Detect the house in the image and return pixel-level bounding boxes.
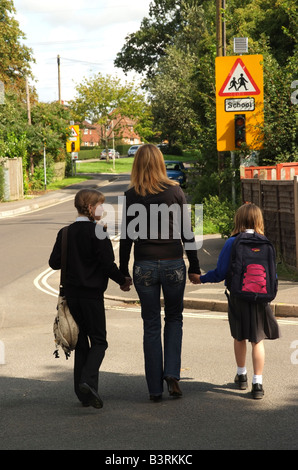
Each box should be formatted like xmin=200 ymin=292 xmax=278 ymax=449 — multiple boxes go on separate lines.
xmin=107 ymin=115 xmax=141 ymax=146
xmin=80 ymin=121 xmax=101 ymax=147
xmin=80 ymin=115 xmax=142 ymax=147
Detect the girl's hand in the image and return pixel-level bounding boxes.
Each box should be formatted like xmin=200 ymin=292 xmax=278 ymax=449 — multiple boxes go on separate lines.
xmin=188 ymin=273 xmax=201 ymax=284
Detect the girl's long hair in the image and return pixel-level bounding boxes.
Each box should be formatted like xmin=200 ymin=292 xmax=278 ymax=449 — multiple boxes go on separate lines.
xmin=74 ymin=189 xmax=105 ymax=222
xmin=129 ymin=144 xmax=178 ymax=196
xmin=231 ymin=203 xmax=264 ymax=235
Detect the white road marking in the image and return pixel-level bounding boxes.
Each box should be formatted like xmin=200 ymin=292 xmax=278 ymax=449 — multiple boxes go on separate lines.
xmin=33 ymin=245 xmax=298 ymax=326
xmin=34 ymin=234 xmax=121 ymax=297
xmin=106 ymin=306 xmax=298 ymax=325
xmin=33 ymin=267 xmax=58 ymax=297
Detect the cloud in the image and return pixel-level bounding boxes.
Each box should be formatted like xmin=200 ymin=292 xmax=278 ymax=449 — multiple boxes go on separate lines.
xmin=13 ymin=0 xmax=151 ymax=102
xmin=15 ymin=0 xmax=151 ymax=31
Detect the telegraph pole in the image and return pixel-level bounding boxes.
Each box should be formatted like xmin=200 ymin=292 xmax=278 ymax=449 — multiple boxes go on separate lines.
xmin=57 ymin=55 xmax=61 ymax=103
xmin=222 ymin=0 xmax=226 ymax=56
xmin=216 ymin=0 xmax=222 ymax=56
xmin=25 ymin=77 xmax=31 ymax=125
xmin=216 ymin=0 xmax=226 ymax=56
xmin=216 ymin=0 xmax=226 ymax=191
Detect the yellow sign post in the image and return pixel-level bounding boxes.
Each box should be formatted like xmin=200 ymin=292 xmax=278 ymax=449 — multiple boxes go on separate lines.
xmin=215 ymin=54 xmax=264 ymax=151
xmin=66 ymin=125 xmax=80 ymax=153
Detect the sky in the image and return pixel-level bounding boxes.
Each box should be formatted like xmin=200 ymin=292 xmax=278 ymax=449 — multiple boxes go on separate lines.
xmin=13 ymin=0 xmax=152 ymax=103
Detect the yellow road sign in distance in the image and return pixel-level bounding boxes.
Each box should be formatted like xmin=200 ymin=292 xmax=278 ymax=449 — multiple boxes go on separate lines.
xmin=66 ymin=125 xmax=80 ymax=153
xmin=215 ymin=54 xmax=264 ymax=151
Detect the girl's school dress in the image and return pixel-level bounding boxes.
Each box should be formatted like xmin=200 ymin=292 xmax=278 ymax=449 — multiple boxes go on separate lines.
xmin=200 ymin=230 xmax=280 ymax=343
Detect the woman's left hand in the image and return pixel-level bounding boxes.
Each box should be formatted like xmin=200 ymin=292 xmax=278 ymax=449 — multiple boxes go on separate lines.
xmin=120 ymin=277 xmax=133 ymax=291
xmin=188 ymin=273 xmax=201 ymax=284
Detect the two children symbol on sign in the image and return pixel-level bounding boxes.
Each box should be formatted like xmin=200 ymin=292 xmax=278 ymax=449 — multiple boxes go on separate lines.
xmin=218 ymin=58 xmax=260 ymax=97
xmin=228 ymin=73 xmax=249 ymax=92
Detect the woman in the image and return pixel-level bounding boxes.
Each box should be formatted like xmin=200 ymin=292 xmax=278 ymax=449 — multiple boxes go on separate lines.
xmin=120 ymin=144 xmax=201 ymax=401
xmin=49 ymin=189 xmax=131 ymax=408
xmin=200 ymin=203 xmax=280 ymax=399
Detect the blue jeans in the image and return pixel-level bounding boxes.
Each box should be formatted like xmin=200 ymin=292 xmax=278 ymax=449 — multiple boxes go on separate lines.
xmin=133 ymin=259 xmax=186 ymax=396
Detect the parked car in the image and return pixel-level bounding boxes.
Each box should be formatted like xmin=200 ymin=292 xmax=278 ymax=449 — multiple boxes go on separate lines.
xmin=165 ymin=161 xmax=187 ymax=187
xmin=128 ymin=145 xmax=142 ymax=156
xmin=100 ymin=149 xmax=120 ymax=159
xmin=157 ymin=143 xmax=169 ymax=153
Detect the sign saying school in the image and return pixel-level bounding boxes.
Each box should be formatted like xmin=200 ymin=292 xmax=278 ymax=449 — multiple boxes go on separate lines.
xmin=215 ymin=55 xmax=264 ymax=151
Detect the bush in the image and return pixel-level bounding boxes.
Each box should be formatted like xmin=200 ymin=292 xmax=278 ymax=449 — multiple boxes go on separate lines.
xmin=115 ymin=144 xmax=131 ymax=155
xmin=77 ymin=148 xmax=102 ymax=160
xmin=203 ymin=195 xmax=236 ymax=238
xmin=28 ymin=156 xmax=55 ymax=192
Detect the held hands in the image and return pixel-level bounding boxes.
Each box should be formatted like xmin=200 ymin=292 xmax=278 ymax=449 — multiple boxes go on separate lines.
xmin=120 ymin=277 xmax=133 ymax=291
xmin=188 ymin=273 xmax=201 ymax=285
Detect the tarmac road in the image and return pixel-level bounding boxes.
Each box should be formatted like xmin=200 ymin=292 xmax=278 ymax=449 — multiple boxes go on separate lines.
xmin=1 ymin=297 xmax=297 ymax=452
xmin=0 ymin=174 xmax=297 ymax=452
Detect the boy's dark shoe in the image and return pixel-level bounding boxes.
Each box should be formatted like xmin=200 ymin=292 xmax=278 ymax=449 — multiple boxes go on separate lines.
xmin=79 ymin=382 xmax=103 ymax=409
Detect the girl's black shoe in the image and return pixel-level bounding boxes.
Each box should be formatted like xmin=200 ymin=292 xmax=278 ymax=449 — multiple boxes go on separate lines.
xmin=251 ymin=383 xmax=264 ymax=399
xmin=234 ymin=373 xmax=248 ymax=390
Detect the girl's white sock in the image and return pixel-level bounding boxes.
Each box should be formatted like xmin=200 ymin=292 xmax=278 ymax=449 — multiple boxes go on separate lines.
xmin=237 ymin=366 xmax=247 ymax=376
xmin=253 ymin=374 xmax=262 ymax=384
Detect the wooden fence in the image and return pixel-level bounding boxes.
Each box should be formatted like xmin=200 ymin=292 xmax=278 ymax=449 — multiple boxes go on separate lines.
xmin=241 ymin=176 xmax=298 ymax=269
xmin=1 ymin=157 xmax=23 ymax=201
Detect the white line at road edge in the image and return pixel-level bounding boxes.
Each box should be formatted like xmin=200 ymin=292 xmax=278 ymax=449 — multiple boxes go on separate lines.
xmin=33 ymin=234 xmax=121 ymax=297
xmin=34 ymin=268 xmax=298 ymax=325
xmin=107 ymin=306 xmax=298 ymax=324
xmin=34 ymin=267 xmax=58 ymax=297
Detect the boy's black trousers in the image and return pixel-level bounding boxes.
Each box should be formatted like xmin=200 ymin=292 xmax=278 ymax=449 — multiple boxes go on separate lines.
xmin=66 ymin=295 xmax=108 ymax=402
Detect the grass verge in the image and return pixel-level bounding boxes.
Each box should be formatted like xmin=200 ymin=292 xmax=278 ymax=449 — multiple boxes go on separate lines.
xmin=76 ymin=158 xmax=133 ymax=174
xmin=75 ymin=154 xmax=197 ymax=175
xmin=46 ymin=176 xmax=92 ymax=191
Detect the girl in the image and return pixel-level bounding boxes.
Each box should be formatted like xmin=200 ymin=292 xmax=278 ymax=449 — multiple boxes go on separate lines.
xmin=120 ymin=144 xmax=201 ymax=401
xmin=49 ymin=188 xmax=131 ymax=408
xmin=200 ymin=203 xmax=280 ymax=399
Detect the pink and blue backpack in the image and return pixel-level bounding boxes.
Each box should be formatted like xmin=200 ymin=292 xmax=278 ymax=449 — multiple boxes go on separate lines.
xmin=226 ymin=232 xmax=278 ymax=303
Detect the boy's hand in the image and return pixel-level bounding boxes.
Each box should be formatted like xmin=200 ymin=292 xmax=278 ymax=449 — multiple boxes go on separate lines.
xmin=120 ymin=277 xmax=132 ymax=291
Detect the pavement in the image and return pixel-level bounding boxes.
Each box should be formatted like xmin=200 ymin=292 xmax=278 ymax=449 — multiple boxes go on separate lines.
xmin=1 ymin=173 xmax=298 ymax=318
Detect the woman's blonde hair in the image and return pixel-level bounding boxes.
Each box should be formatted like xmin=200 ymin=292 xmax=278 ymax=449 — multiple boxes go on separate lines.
xmin=74 ymin=189 xmax=105 ymax=222
xmin=231 ymin=203 xmax=264 ymax=235
xmin=129 ymin=144 xmax=178 ymax=196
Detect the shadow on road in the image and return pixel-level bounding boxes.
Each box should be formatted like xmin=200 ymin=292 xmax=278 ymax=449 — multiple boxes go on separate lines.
xmin=0 ymin=368 xmax=297 ymax=451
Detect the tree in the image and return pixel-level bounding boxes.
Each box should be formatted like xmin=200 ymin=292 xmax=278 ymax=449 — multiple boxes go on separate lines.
xmin=114 ymin=0 xmax=186 ymax=77
xmin=261 ymin=52 xmax=298 ymax=162
xmin=148 ymin=46 xmax=198 ymax=146
xmin=225 ymin=0 xmax=298 ymax=67
xmin=0 ymin=0 xmax=35 ymax=100
xmin=117 ymin=0 xmax=297 ymax=163
xmin=70 ymin=73 xmax=150 ymax=148
xmin=224 ymin=0 xmax=298 ymax=161
xmin=0 ymin=91 xmax=71 ymax=191
xmin=27 ymin=101 xmax=71 ymax=162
